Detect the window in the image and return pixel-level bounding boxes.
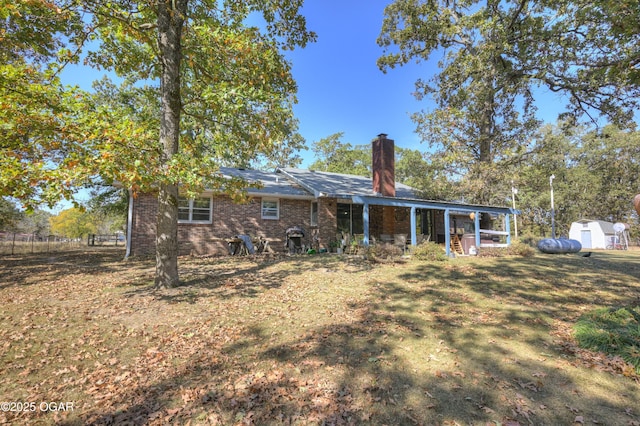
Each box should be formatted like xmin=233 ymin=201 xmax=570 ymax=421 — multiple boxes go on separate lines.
xmin=310 ymin=202 xmax=318 ymax=226
xmin=261 ymin=199 xmax=279 ymax=219
xmin=178 ymin=196 xmax=212 ymax=223
xmin=337 ymin=203 xmax=363 ymax=234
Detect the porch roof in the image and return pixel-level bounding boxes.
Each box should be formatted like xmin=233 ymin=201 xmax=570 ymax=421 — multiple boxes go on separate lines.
xmin=352 ymin=194 xmax=518 ymax=216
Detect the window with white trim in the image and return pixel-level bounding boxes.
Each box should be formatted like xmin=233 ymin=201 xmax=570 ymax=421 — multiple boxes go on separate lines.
xmin=261 ymin=198 xmax=279 ymax=220
xmin=178 ymin=196 xmax=212 ymax=223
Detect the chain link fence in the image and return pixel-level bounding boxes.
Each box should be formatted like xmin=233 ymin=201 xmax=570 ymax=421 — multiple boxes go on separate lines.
xmin=0 ymin=233 xmax=125 ymax=255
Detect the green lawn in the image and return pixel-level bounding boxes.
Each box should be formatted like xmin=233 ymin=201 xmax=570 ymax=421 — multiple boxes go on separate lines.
xmin=0 ymin=248 xmax=639 ymax=425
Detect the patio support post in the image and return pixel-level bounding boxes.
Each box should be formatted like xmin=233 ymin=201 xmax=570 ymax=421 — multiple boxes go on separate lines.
xmin=474 ymin=211 xmax=481 ymax=249
xmin=363 ymin=202 xmax=370 ymax=246
xmin=444 ymin=208 xmax=451 ymax=257
xmin=410 ymin=206 xmax=417 ymax=246
xmin=505 ymin=214 xmax=511 ymax=245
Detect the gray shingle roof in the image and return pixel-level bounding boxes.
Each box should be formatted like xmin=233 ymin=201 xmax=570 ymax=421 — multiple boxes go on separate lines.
xmin=277 ymin=168 xmax=417 ymax=199
xmin=218 ymin=167 xmax=514 ymax=214
xmin=218 ymin=167 xmax=417 ymax=200
xmin=219 ymin=167 xmax=313 ymax=199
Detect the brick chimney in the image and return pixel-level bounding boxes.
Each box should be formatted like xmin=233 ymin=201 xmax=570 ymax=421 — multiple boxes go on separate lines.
xmin=372 ymin=133 xmax=395 ymax=197
xmin=372 ymin=134 xmax=396 ymax=236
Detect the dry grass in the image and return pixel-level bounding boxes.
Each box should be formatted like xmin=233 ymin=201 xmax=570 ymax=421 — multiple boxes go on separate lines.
xmin=0 ymin=247 xmax=639 ymax=425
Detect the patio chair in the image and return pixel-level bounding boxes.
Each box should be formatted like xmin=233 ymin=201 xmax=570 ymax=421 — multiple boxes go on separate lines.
xmin=380 ymin=234 xmax=393 ymax=244
xmin=394 ymin=234 xmax=408 ymax=254
xmin=340 ymin=233 xmax=351 ymax=253
xmin=416 ymin=234 xmax=431 ymax=245
xmin=350 ymin=234 xmax=365 ymax=254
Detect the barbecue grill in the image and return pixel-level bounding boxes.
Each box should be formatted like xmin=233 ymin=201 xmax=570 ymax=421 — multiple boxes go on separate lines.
xmin=285 ymin=226 xmax=305 ymax=254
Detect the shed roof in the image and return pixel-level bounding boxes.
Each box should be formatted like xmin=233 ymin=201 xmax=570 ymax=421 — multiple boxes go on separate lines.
xmin=573 ymin=219 xmax=616 ymax=234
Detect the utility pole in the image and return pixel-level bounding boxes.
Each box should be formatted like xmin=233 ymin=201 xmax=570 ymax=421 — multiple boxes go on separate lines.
xmin=550 ymin=174 xmax=556 ymax=239
xmin=511 ymin=181 xmax=518 ymax=240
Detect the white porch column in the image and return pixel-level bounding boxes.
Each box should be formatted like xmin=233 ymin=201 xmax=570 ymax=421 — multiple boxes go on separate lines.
xmin=363 ymin=202 xmax=370 ymax=246
xmin=474 ymin=211 xmax=481 ymax=249
xmin=444 ymin=208 xmax=451 ymax=256
xmin=410 ymin=206 xmax=417 ymax=246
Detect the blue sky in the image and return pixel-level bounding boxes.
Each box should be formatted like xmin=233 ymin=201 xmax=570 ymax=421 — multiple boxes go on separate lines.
xmin=284 ymin=0 xmax=430 ymax=166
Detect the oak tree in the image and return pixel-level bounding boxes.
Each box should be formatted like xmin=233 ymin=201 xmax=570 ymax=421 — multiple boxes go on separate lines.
xmin=2 ymin=1 xmax=314 ymax=288
xmin=378 ymin=0 xmax=640 ymax=204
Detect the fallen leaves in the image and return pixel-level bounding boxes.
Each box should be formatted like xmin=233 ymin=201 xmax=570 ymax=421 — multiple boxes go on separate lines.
xmin=1 ymin=250 xmax=640 ymax=425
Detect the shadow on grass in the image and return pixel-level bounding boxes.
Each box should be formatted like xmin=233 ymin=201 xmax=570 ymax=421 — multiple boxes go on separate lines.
xmin=123 ymin=254 xmax=373 ymax=304
xmin=0 ymin=248 xmax=134 ymax=289
xmin=35 ymin=251 xmax=639 ymax=425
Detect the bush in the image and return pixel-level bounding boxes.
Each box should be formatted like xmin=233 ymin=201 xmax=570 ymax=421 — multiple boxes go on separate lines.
xmin=518 ymin=231 xmax=542 ymax=249
xmin=477 ymin=241 xmax=535 ymax=258
xmin=411 ymin=241 xmax=448 ymax=262
xmin=506 ymin=240 xmax=535 ymax=257
xmin=477 ymin=247 xmax=506 ymax=258
xmin=574 ymin=306 xmax=640 ymax=373
xmin=367 ymin=243 xmax=402 ymax=260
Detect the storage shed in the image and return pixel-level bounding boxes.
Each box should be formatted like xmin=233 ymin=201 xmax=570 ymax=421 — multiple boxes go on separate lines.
xmin=569 ymin=220 xmax=616 ymax=249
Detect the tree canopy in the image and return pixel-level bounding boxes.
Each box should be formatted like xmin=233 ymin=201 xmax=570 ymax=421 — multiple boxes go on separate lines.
xmin=309 ymin=133 xmax=371 ymax=177
xmin=516 ymin=124 xmax=640 ymax=237
xmin=378 ymin=0 xmax=640 ymax=204
xmin=1 ymin=1 xmax=314 ymax=287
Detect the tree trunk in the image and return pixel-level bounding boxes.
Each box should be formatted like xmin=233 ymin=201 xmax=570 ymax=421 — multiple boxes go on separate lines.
xmin=155 ymin=183 xmax=179 ymax=288
xmin=155 ymin=0 xmax=187 ymax=289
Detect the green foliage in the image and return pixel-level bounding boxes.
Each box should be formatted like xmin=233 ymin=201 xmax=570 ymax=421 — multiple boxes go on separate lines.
xmin=515 ymin=124 xmax=640 ymax=237
xmin=49 ymin=208 xmax=96 ymax=238
xmin=308 ymin=137 xmax=450 ymax=201
xmin=574 ymin=306 xmax=640 ymax=373
xmin=87 ymin=187 xmax=129 ymax=219
xmin=395 ymin=147 xmax=451 ymax=200
xmin=0 ymin=2 xmax=90 ymax=208
xmin=1 ymin=1 xmax=315 ymax=287
xmin=378 ymin=0 xmax=640 ymax=205
xmin=411 ymin=241 xmax=447 ymax=262
xmin=0 ymin=198 xmax=23 ymax=231
xmin=309 ymin=133 xmax=371 ymax=176
xmin=1 ymin=2 xmax=314 ymax=206
xmin=16 ymin=209 xmax=52 ymax=236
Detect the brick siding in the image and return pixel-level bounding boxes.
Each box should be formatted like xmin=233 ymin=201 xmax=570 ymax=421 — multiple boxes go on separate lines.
xmin=131 ymin=194 xmax=317 ymax=256
xmin=130 ymin=194 xmax=413 ymax=257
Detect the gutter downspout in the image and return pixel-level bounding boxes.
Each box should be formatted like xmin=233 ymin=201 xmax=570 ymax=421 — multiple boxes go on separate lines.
xmin=124 ymin=189 xmax=133 ymax=259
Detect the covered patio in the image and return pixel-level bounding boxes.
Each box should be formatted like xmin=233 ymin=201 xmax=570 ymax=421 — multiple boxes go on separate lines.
xmin=352 ymin=195 xmax=518 ymax=256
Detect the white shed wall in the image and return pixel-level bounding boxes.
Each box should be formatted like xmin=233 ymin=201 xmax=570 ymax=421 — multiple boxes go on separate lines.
xmin=569 ymin=221 xmax=613 ymax=249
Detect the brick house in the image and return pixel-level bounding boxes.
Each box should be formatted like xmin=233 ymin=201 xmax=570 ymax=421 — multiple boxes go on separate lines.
xmin=125 ymin=134 xmax=517 ymax=256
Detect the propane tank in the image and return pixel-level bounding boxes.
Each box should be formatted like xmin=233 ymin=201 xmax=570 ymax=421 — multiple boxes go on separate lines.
xmin=537 ymin=238 xmax=582 ymax=254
